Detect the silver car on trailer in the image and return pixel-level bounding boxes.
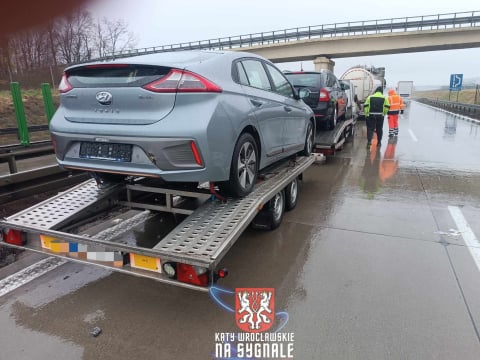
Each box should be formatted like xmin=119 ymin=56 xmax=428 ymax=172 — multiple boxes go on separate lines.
xmin=50 ymin=50 xmax=314 ymax=197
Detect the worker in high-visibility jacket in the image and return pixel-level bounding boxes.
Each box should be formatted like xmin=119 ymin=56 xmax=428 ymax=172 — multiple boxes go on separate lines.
xmin=364 ymin=87 xmax=390 ymax=149
xmin=387 ymin=89 xmax=404 ymax=138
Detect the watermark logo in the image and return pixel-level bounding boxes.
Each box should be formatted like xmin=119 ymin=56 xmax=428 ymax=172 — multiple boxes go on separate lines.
xmin=211 ymin=286 xmax=294 ymax=359
xmin=235 ymin=288 xmax=274 ymax=333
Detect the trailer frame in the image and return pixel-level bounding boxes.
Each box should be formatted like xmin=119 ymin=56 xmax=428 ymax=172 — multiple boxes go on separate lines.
xmin=1 ymin=155 xmax=316 ymax=291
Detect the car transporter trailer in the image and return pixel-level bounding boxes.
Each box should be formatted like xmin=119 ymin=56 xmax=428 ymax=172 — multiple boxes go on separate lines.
xmin=313 ymin=116 xmax=357 ymax=156
xmin=0 ymin=155 xmax=316 ymax=292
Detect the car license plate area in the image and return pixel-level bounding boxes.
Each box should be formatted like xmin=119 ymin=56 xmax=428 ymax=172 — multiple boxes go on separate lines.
xmin=80 ymin=142 xmax=132 ymax=162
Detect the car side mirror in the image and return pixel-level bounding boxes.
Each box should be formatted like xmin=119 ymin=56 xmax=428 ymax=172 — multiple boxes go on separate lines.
xmin=298 ymin=88 xmax=311 ymax=99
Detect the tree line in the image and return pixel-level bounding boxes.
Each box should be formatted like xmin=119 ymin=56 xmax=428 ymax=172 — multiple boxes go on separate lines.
xmin=0 ymin=9 xmax=137 ymax=85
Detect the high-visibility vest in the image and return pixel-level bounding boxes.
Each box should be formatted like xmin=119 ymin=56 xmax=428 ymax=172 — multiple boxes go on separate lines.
xmin=388 ymin=94 xmax=404 ymax=113
xmin=364 ymin=92 xmax=390 ymax=116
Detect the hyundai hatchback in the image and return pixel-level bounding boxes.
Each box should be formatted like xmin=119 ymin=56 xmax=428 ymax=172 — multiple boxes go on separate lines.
xmin=50 ymin=50 xmax=315 ymax=197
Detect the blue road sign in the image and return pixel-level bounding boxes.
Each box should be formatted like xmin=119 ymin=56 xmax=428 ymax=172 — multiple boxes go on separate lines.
xmin=449 ymin=74 xmax=463 ymax=91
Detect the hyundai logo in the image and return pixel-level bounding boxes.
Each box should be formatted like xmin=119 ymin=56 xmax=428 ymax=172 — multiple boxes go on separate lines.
xmin=96 ymin=91 xmax=113 ymax=105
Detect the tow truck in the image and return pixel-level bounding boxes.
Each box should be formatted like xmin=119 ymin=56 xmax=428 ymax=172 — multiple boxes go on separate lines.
xmin=314 ymin=115 xmax=357 ymax=156
xmin=0 ymin=155 xmax=316 ymax=292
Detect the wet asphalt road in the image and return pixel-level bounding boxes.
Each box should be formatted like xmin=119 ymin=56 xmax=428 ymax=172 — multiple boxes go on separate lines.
xmin=1 ymin=101 xmax=480 ymax=359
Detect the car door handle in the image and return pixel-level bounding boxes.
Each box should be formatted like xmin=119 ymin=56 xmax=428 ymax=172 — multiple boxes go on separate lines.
xmin=250 ymin=99 xmax=263 ymax=107
xmin=284 ymin=106 xmax=293 ymax=113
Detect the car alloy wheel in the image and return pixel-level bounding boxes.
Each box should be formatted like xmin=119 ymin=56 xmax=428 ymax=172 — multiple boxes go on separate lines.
xmin=302 ymin=122 xmax=314 ymax=156
xmin=228 ymin=133 xmax=259 ymax=197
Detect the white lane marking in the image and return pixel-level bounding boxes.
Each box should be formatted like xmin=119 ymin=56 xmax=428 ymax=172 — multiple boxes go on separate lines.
xmin=448 ymin=206 xmax=480 ymax=273
xmin=0 ymin=257 xmax=67 ymax=297
xmin=408 ymin=128 xmax=418 ymax=142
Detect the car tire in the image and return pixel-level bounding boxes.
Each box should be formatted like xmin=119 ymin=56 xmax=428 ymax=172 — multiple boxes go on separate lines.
xmin=329 ymin=106 xmax=337 ymax=130
xmin=284 ymin=178 xmax=299 ymax=211
xmin=265 ymin=190 xmax=285 ymax=230
xmin=224 ymin=133 xmax=259 ymax=197
xmin=301 ymin=121 xmax=314 ymax=156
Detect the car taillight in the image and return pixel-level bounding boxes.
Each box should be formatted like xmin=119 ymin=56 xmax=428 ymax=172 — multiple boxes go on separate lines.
xmin=319 ymin=89 xmax=330 ymax=102
xmin=58 ymin=73 xmax=73 ymax=93
xmin=143 ymin=69 xmax=222 ymax=93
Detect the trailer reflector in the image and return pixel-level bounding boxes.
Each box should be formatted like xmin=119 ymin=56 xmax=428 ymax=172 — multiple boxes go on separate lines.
xmin=41 ymin=235 xmax=70 ymax=253
xmin=130 ymin=253 xmax=161 ymax=272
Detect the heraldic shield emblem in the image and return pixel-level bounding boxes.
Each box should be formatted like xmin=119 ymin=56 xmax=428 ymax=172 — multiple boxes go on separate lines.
xmin=235 ymin=288 xmax=275 ymax=332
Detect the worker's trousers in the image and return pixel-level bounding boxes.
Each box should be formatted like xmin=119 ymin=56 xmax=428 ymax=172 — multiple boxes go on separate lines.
xmin=388 ymin=113 xmax=399 ymax=137
xmin=366 ymin=114 xmax=384 ymax=144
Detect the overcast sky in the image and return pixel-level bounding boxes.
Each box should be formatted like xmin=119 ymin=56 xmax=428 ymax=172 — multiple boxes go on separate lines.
xmin=87 ymin=0 xmax=479 ymax=88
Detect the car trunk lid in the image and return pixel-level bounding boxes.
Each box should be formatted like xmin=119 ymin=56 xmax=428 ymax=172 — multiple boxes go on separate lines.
xmin=61 ymin=64 xmax=176 ymax=125
xmin=285 ymin=73 xmax=323 ymax=107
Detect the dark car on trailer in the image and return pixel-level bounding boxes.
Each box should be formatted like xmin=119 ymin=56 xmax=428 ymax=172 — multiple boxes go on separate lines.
xmin=284 ymin=70 xmax=348 ymax=130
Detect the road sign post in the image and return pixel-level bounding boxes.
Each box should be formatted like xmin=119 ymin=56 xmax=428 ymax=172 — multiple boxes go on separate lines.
xmin=449 ymin=74 xmax=463 ymax=102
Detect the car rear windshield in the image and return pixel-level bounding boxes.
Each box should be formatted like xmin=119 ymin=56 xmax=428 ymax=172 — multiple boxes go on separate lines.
xmin=66 ymin=65 xmax=170 ymax=88
xmin=285 ymin=73 xmax=323 ymax=88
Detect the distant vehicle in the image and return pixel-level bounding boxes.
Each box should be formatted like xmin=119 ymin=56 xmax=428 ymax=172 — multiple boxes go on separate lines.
xmin=284 ymin=70 xmax=348 ymax=130
xmin=397 ymin=81 xmax=414 ymax=104
xmin=340 ymin=65 xmax=386 ymax=117
xmin=339 ymin=79 xmax=359 ymax=120
xmin=50 ymin=50 xmax=315 ymax=198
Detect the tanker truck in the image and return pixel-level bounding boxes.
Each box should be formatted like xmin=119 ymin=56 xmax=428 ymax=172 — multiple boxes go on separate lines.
xmin=340 ymin=65 xmax=386 ymax=119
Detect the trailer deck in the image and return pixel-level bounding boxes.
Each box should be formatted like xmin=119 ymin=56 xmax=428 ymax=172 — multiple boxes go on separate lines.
xmin=314 ymin=117 xmax=356 ymax=154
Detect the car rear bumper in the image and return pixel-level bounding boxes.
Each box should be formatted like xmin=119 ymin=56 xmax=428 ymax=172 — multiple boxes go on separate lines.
xmin=51 ymin=131 xmax=230 ymax=183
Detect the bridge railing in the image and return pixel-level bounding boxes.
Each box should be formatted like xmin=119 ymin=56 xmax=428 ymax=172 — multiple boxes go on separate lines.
xmin=98 ymin=10 xmax=480 ymax=61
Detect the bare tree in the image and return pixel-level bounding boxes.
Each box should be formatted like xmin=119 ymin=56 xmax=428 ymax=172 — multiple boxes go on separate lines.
xmin=0 ymin=35 xmax=13 ymax=81
xmin=93 ymin=17 xmax=137 ymax=58
xmin=55 ymin=9 xmax=93 ymax=63
xmin=0 ymin=8 xmax=140 ymax=88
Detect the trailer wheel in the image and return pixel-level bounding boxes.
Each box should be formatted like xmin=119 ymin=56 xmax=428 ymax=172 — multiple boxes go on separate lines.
xmin=284 ymin=178 xmax=299 ymax=211
xmin=349 ymin=123 xmax=356 ymax=140
xmin=265 ymin=190 xmax=285 ymax=230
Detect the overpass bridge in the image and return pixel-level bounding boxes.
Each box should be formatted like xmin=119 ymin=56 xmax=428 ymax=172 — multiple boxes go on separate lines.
xmin=101 ymin=10 xmax=480 ymax=71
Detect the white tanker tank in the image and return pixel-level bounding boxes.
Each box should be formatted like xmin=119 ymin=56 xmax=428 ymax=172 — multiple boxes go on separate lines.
xmin=340 ymin=65 xmax=386 ymax=118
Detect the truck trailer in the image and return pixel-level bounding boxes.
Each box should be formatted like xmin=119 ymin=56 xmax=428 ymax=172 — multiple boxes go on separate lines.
xmin=340 ymin=65 xmax=386 ymax=118
xmin=397 ymin=81 xmax=414 ymax=104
